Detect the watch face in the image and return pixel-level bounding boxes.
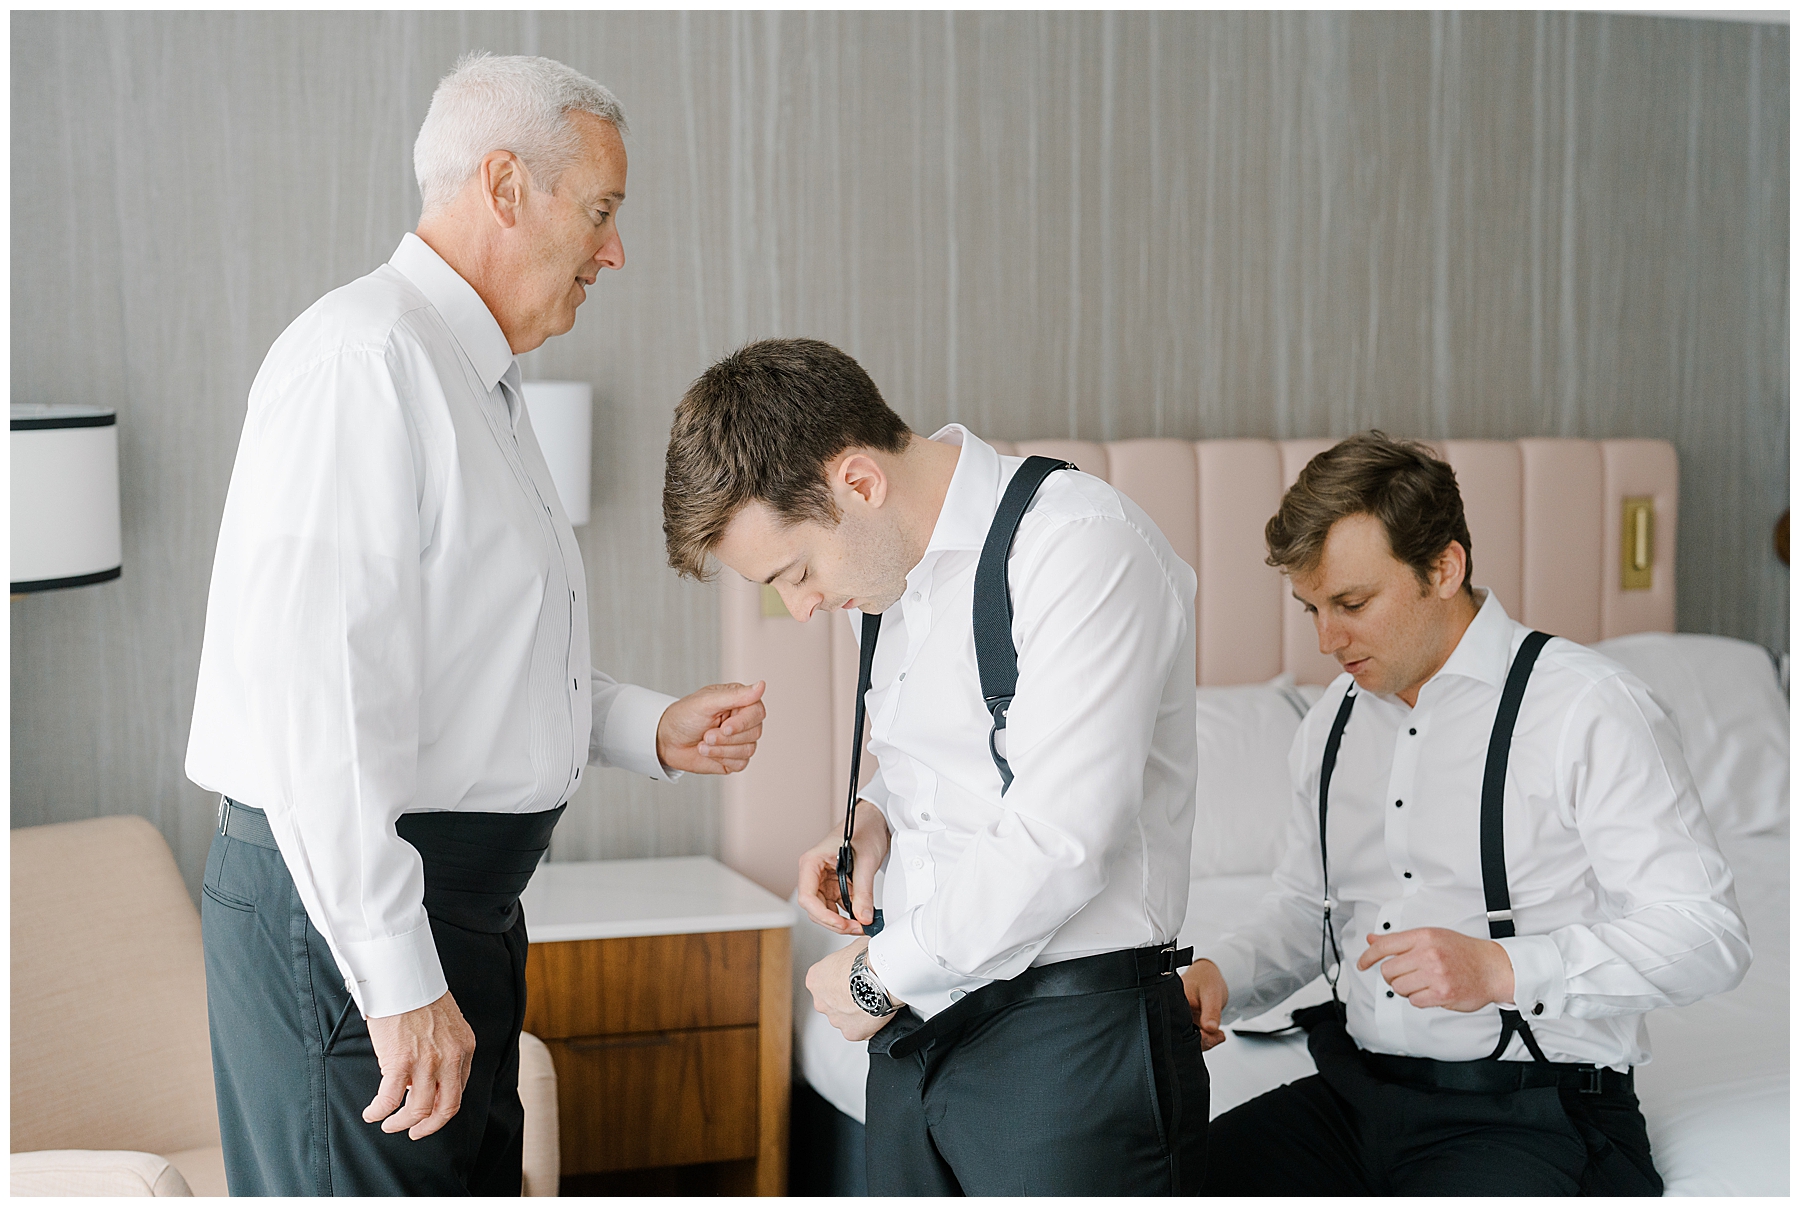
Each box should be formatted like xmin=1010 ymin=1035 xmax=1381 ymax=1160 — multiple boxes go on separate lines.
xmin=850 ymin=977 xmax=888 ymax=1015
xmin=850 ymin=956 xmax=892 ymax=1016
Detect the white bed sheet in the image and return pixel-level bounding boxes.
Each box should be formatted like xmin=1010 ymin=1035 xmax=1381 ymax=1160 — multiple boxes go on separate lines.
xmin=794 ymin=831 xmax=1788 ymax=1194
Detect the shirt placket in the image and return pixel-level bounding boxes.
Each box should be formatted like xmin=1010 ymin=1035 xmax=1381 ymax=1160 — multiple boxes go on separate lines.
xmin=492 ymin=372 xmax=580 ymax=804
xmin=1376 ymin=701 xmax=1427 ymax=1051
xmin=892 ymin=560 xmax=939 ymax=894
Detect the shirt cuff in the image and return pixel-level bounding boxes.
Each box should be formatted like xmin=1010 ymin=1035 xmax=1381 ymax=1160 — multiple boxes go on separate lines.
xmin=342 ymin=921 xmax=449 ymax=1019
xmin=1496 ymin=934 xmax=1566 ymax=1020
xmin=1189 ymin=942 xmax=1258 ymax=1025
xmin=866 ymin=907 xmax=988 ymax=1020
xmin=595 ymin=684 xmax=683 ymax=782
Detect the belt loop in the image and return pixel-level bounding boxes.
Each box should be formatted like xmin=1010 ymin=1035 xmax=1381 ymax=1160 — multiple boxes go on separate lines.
xmin=1581 ymin=1066 xmax=1605 ymax=1095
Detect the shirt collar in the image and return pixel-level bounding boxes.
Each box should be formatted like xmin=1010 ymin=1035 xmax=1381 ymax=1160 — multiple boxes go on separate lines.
xmin=388 ymin=232 xmax=516 ymax=394
xmin=1428 ymin=586 xmax=1517 ymax=691
xmin=919 ymin=424 xmax=1005 ymax=557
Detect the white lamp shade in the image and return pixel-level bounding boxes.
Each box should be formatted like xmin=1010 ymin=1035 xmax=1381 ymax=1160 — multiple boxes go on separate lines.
xmin=521 ymin=380 xmax=593 ymax=527
xmin=11 ymin=405 xmax=122 ymax=592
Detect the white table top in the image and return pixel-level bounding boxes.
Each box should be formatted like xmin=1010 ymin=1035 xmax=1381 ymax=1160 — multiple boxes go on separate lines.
xmin=520 ymin=855 xmax=796 ymax=943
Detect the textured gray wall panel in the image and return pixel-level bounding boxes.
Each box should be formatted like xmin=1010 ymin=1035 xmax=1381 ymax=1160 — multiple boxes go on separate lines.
xmin=11 ymin=12 xmax=1787 ymax=899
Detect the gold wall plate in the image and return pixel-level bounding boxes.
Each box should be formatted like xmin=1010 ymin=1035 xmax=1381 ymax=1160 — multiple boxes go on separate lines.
xmin=1621 ymin=497 xmax=1654 ymax=591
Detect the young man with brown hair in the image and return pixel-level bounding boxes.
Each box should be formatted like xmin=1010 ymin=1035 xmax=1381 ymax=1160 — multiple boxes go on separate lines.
xmin=1185 ymin=431 xmax=1750 ymax=1195
xmin=664 ymin=337 xmax=1207 ymax=1194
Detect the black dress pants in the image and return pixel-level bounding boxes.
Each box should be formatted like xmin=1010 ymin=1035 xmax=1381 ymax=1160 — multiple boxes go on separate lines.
xmin=201 ymin=824 xmax=528 ymax=1196
xmin=864 ymin=973 xmax=1207 ymax=1195
xmin=1204 ymin=1016 xmax=1662 ymax=1196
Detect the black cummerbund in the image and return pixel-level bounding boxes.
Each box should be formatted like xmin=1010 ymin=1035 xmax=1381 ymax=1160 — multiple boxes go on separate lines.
xmin=394 ymin=804 xmax=566 ymax=934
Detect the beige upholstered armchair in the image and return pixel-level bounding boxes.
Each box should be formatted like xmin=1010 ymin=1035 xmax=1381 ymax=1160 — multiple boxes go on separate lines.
xmin=11 ymin=815 xmax=561 ymax=1196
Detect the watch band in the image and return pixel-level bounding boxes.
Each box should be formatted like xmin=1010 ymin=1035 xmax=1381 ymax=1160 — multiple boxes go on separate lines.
xmin=849 ymin=949 xmax=897 ymax=1017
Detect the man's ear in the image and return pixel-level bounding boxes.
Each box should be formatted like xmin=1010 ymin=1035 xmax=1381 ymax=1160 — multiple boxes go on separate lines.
xmin=833 ymin=451 xmax=889 ymax=511
xmin=1430 ymin=540 xmax=1468 ymax=600
xmin=479 ymin=150 xmax=528 ymax=229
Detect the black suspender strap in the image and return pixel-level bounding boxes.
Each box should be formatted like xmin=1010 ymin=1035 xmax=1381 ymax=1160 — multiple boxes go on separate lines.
xmin=1483 ymin=629 xmax=1554 ymax=1063
xmin=837 ymin=611 xmax=885 ymax=937
xmin=1311 ymin=629 xmax=1557 ymax=1062
xmin=1317 ymin=688 xmax=1359 ymax=1002
xmin=837 ymin=455 xmax=1072 ymax=927
xmin=971 ymin=456 xmax=1075 ymax=792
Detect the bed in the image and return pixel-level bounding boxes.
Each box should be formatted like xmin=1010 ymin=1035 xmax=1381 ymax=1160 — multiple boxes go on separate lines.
xmin=714 ymin=437 xmax=1789 ymax=1196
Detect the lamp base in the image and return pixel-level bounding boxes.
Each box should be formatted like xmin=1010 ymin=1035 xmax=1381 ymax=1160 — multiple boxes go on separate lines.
xmin=11 ymin=565 xmax=122 ymax=594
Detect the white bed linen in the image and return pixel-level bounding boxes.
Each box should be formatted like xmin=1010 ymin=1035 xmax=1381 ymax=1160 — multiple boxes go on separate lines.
xmin=794 ymin=831 xmax=1788 ymax=1194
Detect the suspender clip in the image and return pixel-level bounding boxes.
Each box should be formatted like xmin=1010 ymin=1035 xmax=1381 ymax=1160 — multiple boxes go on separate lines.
xmin=1485 ymin=908 xmax=1514 ymax=922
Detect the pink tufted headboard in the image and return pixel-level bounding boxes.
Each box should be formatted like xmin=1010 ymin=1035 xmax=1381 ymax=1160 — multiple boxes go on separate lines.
xmin=717 ymin=437 xmax=1678 ymax=896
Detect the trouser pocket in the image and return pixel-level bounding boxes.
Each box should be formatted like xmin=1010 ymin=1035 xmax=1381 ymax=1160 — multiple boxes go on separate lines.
xmin=202 ymin=833 xmax=258 ymax=911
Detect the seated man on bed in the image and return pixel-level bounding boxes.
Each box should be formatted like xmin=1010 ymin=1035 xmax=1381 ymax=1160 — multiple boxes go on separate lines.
xmin=1184 ymin=432 xmax=1751 ymax=1196
xmin=661 ymin=338 xmax=1205 ymax=1194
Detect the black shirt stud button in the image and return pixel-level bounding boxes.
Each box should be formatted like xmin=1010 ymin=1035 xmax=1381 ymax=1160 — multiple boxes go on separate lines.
xmin=1532 ymin=1002 xmax=1545 ymax=1016
xmin=1382 ymin=922 xmax=1391 ymax=930
xmin=1395 ymin=799 xmax=1403 ymax=808
xmin=1403 ymin=871 xmax=1413 ymax=879
xmin=1387 ymin=990 xmax=1396 ymax=998
xmin=1409 ymin=727 xmax=1418 ymax=736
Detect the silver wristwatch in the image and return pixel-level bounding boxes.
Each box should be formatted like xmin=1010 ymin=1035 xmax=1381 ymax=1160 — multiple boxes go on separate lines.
xmin=849 ymin=949 xmax=897 ymax=1017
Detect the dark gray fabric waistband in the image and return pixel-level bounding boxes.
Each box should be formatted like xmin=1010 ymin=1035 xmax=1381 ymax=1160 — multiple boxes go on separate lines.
xmin=218 ymin=797 xmax=564 ymax=934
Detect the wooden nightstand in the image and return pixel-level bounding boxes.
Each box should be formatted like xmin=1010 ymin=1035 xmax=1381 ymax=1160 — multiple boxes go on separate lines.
xmin=519 ymin=857 xmax=796 ymax=1196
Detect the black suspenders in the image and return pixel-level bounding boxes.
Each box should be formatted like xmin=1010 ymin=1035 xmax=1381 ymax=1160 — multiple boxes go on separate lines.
xmin=1482 ymin=629 xmax=1554 ymax=1061
xmin=837 ymin=609 xmax=886 ymax=937
xmin=972 ymin=456 xmax=1076 ymax=792
xmin=1317 ymin=688 xmax=1360 ymax=1002
xmin=835 ymin=455 xmax=1073 ymax=933
xmin=1316 ymin=629 xmax=1556 ymax=1063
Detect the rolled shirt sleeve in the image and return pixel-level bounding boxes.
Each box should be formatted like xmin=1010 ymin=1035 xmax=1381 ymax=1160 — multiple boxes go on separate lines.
xmin=868 ymin=515 xmax=1190 ymax=1012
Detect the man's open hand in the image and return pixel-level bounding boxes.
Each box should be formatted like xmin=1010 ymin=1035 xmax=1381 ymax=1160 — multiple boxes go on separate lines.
xmin=805 ymin=937 xmax=899 ymax=1042
xmin=1180 ymin=958 xmax=1230 ymax=1050
xmin=656 ymin=681 xmax=766 ymax=774
xmin=1357 ymin=927 xmax=1515 ymax=1012
xmin=363 ymin=990 xmax=477 ymax=1140
xmin=796 ymin=805 xmax=890 ymax=936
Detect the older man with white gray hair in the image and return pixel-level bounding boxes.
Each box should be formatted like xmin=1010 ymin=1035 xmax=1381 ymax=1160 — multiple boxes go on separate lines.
xmin=186 ymin=53 xmax=767 ymax=1195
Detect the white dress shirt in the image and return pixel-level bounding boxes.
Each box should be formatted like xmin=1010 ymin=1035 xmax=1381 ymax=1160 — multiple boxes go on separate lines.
xmin=859 ymin=427 xmax=1199 ymax=1020
xmin=186 ymin=233 xmax=676 ymax=1019
xmin=1195 ymin=589 xmax=1751 ymax=1069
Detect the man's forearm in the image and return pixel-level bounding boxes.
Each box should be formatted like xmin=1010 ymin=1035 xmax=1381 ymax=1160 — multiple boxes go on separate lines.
xmin=1192 ymin=894 xmax=1334 ymax=1024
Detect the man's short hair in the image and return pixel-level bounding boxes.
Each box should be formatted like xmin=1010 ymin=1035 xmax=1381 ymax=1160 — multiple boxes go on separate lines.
xmin=663 ymin=338 xmax=913 ymax=580
xmin=1265 ymin=431 xmax=1475 ymax=596
xmin=413 ymin=52 xmax=628 ymax=218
